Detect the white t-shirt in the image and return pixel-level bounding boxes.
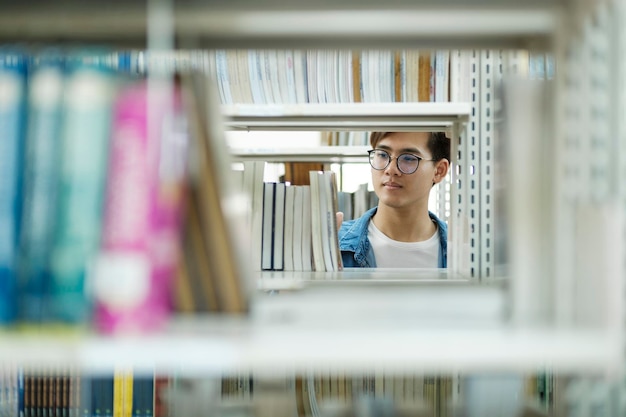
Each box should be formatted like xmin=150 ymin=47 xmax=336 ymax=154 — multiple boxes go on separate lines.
xmin=368 ymin=221 xmax=439 ymax=268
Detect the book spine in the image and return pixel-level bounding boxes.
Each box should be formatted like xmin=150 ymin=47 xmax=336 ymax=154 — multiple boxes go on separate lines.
xmin=17 ymin=51 xmax=65 ymax=323
xmin=132 ymin=374 xmax=154 ymax=417
xmin=94 ymin=81 xmax=187 ymax=334
xmin=0 ymin=49 xmax=28 ymax=324
xmin=48 ymin=53 xmax=115 ymax=324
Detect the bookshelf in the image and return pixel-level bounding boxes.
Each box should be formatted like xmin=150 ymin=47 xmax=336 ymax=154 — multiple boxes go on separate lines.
xmin=0 ymin=1 xmax=557 ymax=50
xmin=1 ymin=0 xmax=626 ymax=415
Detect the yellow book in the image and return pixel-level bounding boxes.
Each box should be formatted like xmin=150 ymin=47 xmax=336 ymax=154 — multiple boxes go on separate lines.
xmin=114 ymin=367 xmax=133 ymax=417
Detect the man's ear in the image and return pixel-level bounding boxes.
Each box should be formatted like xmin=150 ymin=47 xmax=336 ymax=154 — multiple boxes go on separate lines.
xmin=433 ymin=159 xmax=450 ymax=185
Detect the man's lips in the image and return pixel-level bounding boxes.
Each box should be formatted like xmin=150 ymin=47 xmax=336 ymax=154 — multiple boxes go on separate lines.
xmin=383 ymin=181 xmax=402 ymax=189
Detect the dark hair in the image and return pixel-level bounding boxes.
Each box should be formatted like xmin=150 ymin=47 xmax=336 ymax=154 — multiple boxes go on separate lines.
xmin=369 ymin=132 xmax=450 ymax=162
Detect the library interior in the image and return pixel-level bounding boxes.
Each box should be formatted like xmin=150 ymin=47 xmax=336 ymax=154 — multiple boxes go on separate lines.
xmin=0 ymin=1 xmax=625 ymax=416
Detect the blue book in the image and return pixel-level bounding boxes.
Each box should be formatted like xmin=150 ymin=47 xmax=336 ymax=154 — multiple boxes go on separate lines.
xmin=17 ymin=367 xmax=24 ymax=417
xmin=132 ymin=373 xmax=154 ymax=417
xmin=0 ymin=47 xmax=28 ymax=324
xmin=17 ymin=49 xmax=65 ymax=323
xmin=48 ymin=49 xmax=115 ymax=324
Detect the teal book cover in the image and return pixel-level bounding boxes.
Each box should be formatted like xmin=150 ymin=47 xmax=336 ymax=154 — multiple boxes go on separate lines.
xmin=17 ymin=49 xmax=65 ymax=323
xmin=48 ymin=50 xmax=116 ymax=324
xmin=0 ymin=47 xmax=28 ymax=324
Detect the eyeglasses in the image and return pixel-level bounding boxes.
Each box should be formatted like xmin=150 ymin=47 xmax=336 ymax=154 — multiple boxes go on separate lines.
xmin=367 ymin=149 xmax=433 ymax=174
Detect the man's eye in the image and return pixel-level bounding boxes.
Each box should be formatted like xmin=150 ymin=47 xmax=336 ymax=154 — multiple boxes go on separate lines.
xmin=400 ymin=154 xmax=418 ymax=163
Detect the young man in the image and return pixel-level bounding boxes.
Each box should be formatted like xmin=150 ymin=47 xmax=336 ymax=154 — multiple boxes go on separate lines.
xmin=338 ymin=131 xmax=450 ymax=268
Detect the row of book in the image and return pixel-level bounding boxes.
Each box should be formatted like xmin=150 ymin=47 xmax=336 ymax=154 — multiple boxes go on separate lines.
xmin=258 ymin=172 xmax=342 ymax=273
xmin=0 ymin=364 xmax=564 ymax=417
xmin=0 ymin=365 xmax=162 ymax=417
xmin=0 ymin=48 xmax=237 ymax=331
xmin=232 ymin=159 xmax=373 ymax=273
xmin=210 ymin=49 xmax=450 ymax=105
xmin=89 ymin=49 xmax=454 ymax=104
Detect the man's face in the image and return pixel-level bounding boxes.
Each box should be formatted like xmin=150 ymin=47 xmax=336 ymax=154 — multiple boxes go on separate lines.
xmin=371 ymin=132 xmax=440 ymax=210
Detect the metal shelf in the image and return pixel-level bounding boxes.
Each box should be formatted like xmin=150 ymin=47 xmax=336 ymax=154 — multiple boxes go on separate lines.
xmin=230 ymin=146 xmax=370 ymax=163
xmin=221 ymin=102 xmax=471 ymax=132
xmin=0 ymin=1 xmax=559 ymax=49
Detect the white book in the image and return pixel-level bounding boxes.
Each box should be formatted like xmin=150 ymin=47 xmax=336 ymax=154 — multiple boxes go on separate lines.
xmin=260 ymin=50 xmax=276 ymax=104
xmin=292 ymin=186 xmax=305 ymax=271
xmin=215 ymin=49 xmax=232 ymax=104
xmin=450 ymin=49 xmax=472 ymax=102
xmin=337 ymin=191 xmax=353 ymax=221
xmin=275 ymin=50 xmax=293 ymax=104
xmin=268 ymin=49 xmax=284 ymax=104
xmin=300 ymin=185 xmax=313 ymax=271
xmin=236 ymin=49 xmax=254 ymax=104
xmin=261 ymin=49 xmax=281 ymax=104
xmin=323 ymin=171 xmax=343 ymax=271
xmin=293 ymin=49 xmax=308 ymax=103
xmin=360 ymin=50 xmax=370 ymax=102
xmin=405 ymin=49 xmax=420 ymax=102
xmin=261 ymin=182 xmax=275 ymax=270
xmin=308 ymin=172 xmax=325 ymax=272
xmin=339 ymin=50 xmax=352 ymax=103
xmin=273 ymin=182 xmax=286 ymax=270
xmin=435 ymin=49 xmax=450 ymax=102
xmin=380 ymin=50 xmax=393 ymax=102
xmin=248 ymin=50 xmax=266 ymax=104
xmin=225 ymin=49 xmax=243 ymax=103
xmin=316 ymin=49 xmax=327 ymax=103
xmin=244 ymin=161 xmax=266 ymax=271
xmin=312 ymin=171 xmax=334 ymax=272
xmin=306 ymin=50 xmax=318 ymax=103
xmin=283 ymin=185 xmax=295 ymax=271
xmin=353 ymin=183 xmax=370 ymax=219
xmin=326 ymin=49 xmax=337 ymax=103
xmin=283 ymin=50 xmax=298 ymax=104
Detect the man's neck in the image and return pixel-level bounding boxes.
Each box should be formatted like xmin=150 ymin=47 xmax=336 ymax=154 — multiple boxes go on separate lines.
xmin=373 ymin=204 xmax=436 ymax=242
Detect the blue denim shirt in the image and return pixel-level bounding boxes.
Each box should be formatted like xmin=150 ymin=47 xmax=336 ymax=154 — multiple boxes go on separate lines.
xmin=338 ymin=207 xmax=448 ymax=268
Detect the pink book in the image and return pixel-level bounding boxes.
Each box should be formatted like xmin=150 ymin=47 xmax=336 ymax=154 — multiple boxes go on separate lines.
xmin=94 ymin=80 xmax=187 ymax=334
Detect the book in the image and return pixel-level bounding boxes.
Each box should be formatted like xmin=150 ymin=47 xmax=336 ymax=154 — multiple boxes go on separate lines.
xmin=418 ymin=51 xmax=431 ymax=102
xmin=323 ymin=171 xmax=343 ymax=272
xmin=94 ymin=79 xmax=187 ymax=334
xmin=242 ymin=160 xmax=266 ymax=271
xmin=261 ymin=182 xmax=276 ymax=271
xmin=153 ymin=374 xmax=170 ymax=417
xmin=47 ymin=50 xmax=116 ymax=325
xmin=180 ymin=71 xmax=252 ymax=314
xmin=283 ymin=185 xmax=296 ymax=271
xmin=132 ymin=373 xmax=154 ymax=417
xmin=300 ymin=185 xmax=313 ymax=271
xmin=176 ymin=186 xmax=220 ymax=312
xmin=307 ymin=172 xmax=325 ymax=272
xmin=247 ymin=49 xmax=266 ymax=104
xmin=17 ymin=50 xmax=65 ymax=324
xmin=214 ymin=49 xmax=232 ymax=104
xmin=291 ymin=186 xmax=304 ymax=271
xmin=434 ymin=50 xmax=450 ymax=102
xmin=272 ymin=182 xmax=286 ymax=271
xmin=0 ymin=48 xmax=27 ymax=324
xmin=293 ymin=50 xmax=309 ymax=103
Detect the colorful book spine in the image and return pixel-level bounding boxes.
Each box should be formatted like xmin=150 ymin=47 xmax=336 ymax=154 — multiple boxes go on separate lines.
xmin=0 ymin=48 xmax=28 ymax=324
xmin=132 ymin=373 xmax=154 ymax=417
xmin=48 ymin=51 xmax=115 ymax=324
xmin=94 ymin=80 xmax=187 ymax=333
xmin=17 ymin=50 xmax=65 ymax=323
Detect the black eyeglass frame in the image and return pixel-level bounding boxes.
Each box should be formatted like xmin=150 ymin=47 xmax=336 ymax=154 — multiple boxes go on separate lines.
xmin=367 ymin=149 xmax=434 ymax=175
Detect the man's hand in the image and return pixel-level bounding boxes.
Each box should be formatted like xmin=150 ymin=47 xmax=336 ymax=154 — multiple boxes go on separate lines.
xmin=336 ymin=211 xmax=344 ymax=229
